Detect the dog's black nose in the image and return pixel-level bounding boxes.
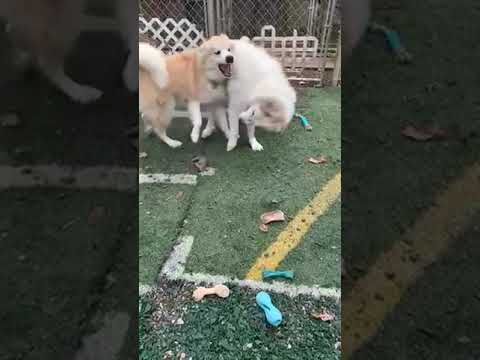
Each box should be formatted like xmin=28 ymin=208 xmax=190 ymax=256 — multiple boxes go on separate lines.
xmin=226 ymin=55 xmax=234 ymax=64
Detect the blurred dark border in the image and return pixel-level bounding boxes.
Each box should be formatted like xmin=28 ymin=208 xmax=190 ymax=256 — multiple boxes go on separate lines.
xmin=342 ymin=0 xmax=480 ymax=358
xmin=0 ymin=1 xmax=138 ymax=359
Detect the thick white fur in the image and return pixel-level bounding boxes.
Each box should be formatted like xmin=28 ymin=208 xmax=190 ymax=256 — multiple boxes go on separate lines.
xmin=138 ymin=42 xmax=169 ymax=88
xmin=207 ymin=38 xmax=296 ymax=151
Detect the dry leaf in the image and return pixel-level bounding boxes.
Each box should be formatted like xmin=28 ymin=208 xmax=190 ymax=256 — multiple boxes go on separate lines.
xmin=308 ymin=156 xmax=327 ymax=164
xmin=260 ymin=210 xmax=286 ymax=225
xmin=175 ymin=191 xmax=184 ymax=200
xmin=401 ymin=125 xmax=448 ymax=141
xmin=311 ymin=310 xmax=335 ymax=321
xmin=259 ymin=223 xmax=269 ymax=232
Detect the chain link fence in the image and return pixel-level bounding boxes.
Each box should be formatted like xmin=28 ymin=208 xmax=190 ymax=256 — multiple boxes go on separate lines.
xmin=139 ymin=0 xmax=339 ymax=39
xmin=139 ymin=0 xmax=341 ymax=85
xmin=211 ymin=0 xmax=316 ymax=38
xmin=139 ymin=0 xmax=208 ymax=33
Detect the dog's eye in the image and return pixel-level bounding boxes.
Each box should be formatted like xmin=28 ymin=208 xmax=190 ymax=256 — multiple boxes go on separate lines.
xmin=228 ymin=48 xmax=231 ymax=52
xmin=215 ymin=50 xmax=221 ymax=55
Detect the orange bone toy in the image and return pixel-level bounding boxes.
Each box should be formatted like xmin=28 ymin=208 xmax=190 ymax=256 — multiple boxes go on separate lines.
xmin=192 ymin=284 xmax=230 ymax=301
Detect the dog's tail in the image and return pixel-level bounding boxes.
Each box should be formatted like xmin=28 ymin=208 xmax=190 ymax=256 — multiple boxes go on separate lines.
xmin=139 ymin=42 xmax=169 ymax=88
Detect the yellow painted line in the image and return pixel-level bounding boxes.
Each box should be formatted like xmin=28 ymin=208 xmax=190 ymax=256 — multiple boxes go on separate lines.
xmin=343 ymin=163 xmax=480 ymax=359
xmin=245 ymin=172 xmax=341 ymax=280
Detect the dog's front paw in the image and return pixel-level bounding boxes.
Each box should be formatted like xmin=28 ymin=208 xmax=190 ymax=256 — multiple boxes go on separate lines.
xmin=201 ymin=126 xmax=215 ymax=139
xmin=250 ymin=139 xmax=264 ymax=151
xmin=227 ymin=136 xmax=238 ymax=151
xmin=144 ymin=125 xmax=154 ymax=137
xmin=71 ymin=85 xmax=103 ymax=103
xmin=167 ymin=139 xmax=183 ymax=148
xmin=191 ymin=129 xmax=200 ymax=143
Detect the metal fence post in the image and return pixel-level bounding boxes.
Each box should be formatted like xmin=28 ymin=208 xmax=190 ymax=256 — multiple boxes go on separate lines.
xmin=332 ymin=30 xmax=341 ymax=86
xmin=319 ymin=0 xmax=337 ymax=85
xmin=206 ymin=0 xmax=216 ymax=36
xmin=307 ymin=0 xmax=316 ymax=35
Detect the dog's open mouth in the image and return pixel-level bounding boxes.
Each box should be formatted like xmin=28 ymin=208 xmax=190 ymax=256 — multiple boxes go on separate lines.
xmin=218 ymin=63 xmax=232 ymax=78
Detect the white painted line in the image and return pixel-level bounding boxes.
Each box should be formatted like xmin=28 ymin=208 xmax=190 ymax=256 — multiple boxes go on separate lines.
xmin=179 ymin=273 xmax=340 ymax=299
xmin=139 ymin=168 xmax=216 ymax=186
xmin=161 ymin=235 xmax=195 ymax=276
xmin=0 ymin=165 xmax=136 ymax=191
xmin=157 ymin=235 xmax=340 ymax=300
xmin=199 ymin=167 xmax=216 ymax=176
xmin=139 ymin=283 xmax=153 ymax=296
xmin=139 ymin=173 xmax=197 ymax=185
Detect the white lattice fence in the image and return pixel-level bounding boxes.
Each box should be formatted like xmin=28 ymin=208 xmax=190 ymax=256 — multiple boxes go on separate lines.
xmin=139 ymin=17 xmax=337 ymax=84
xmin=139 ymin=17 xmax=206 ymax=52
xmin=138 ymin=0 xmax=340 ymax=85
xmin=250 ymin=25 xmax=338 ymax=82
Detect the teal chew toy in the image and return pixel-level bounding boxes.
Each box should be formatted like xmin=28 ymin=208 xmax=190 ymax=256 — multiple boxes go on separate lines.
xmin=256 ymin=291 xmax=282 ymax=327
xmin=369 ymin=22 xmax=412 ymax=63
xmin=295 ymin=113 xmax=312 ymax=131
xmin=262 ymin=270 xmax=294 ymax=280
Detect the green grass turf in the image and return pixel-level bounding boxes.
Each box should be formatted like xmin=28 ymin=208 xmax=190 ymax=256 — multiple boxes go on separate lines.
xmin=140 ymin=281 xmax=340 ymax=360
xmin=139 ymin=87 xmax=341 ymax=287
xmin=280 ymin=198 xmax=341 ymax=288
xmin=139 ymin=184 xmax=195 ymax=284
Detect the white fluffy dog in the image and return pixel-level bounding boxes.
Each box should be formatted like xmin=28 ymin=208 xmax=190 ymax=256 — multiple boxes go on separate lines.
xmin=202 ymin=37 xmax=296 ymax=152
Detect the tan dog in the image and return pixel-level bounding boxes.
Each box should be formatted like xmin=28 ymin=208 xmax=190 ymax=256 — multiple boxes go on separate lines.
xmin=139 ymin=35 xmax=234 ymax=148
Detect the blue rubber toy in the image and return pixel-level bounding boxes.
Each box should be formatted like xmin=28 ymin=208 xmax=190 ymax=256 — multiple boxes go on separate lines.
xmin=369 ymin=22 xmax=412 ymax=63
xmin=295 ymin=113 xmax=312 ymax=131
xmin=262 ymin=270 xmax=294 ymax=280
xmin=256 ymin=291 xmax=282 ymax=327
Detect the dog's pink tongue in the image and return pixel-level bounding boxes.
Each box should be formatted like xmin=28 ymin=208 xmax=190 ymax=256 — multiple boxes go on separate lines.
xmin=220 ymin=63 xmax=231 ymax=77
xmin=225 ymin=64 xmax=232 ymax=76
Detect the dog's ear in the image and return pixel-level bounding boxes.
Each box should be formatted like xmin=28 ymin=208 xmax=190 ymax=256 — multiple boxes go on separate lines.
xmin=198 ymin=40 xmax=211 ymax=54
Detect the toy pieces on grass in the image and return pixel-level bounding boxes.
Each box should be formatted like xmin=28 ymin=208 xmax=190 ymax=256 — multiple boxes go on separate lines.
xmin=256 ymin=291 xmax=282 ymax=327
xmin=258 ymin=210 xmax=286 ymax=233
xmin=258 ymin=223 xmax=269 ymax=232
xmin=192 ymin=155 xmax=208 ymax=172
xmin=295 ymin=113 xmax=313 ymax=131
xmin=308 ymin=156 xmax=327 ymax=165
xmin=311 ymin=310 xmax=335 ymax=321
xmin=401 ymin=125 xmax=449 ymax=141
xmin=192 ymin=284 xmax=230 ymax=301
xmin=369 ymin=22 xmax=412 ymax=63
xmin=262 ymin=270 xmax=294 ymax=280
xmin=260 ymin=210 xmax=285 ymax=225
